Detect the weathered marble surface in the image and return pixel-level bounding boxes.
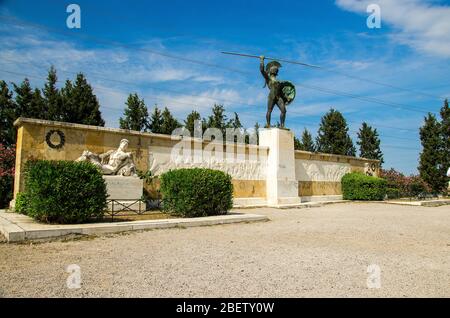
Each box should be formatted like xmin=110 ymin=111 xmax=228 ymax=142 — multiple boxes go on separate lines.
xmin=296 ymin=160 xmax=352 ymax=182
xmin=103 ymin=176 xmax=143 ymax=200
xmin=148 ymin=146 xmax=267 ymax=181
xmin=103 ymin=176 xmax=144 ymax=211
xmin=259 ymin=128 xmax=301 ymax=206
xmin=76 ymin=139 xmax=137 ymax=176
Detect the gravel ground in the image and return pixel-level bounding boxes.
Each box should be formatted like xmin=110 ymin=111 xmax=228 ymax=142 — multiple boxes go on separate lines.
xmin=0 ymin=202 xmax=449 ymax=298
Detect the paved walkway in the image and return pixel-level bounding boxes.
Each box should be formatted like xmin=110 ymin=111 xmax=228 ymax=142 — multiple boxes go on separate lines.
xmin=0 ymin=203 xmax=449 ymax=297
xmin=0 ymin=210 xmax=267 ymax=242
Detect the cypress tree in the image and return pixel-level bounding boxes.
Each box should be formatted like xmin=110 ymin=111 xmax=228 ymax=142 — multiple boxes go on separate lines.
xmin=0 ymin=80 xmax=17 ymax=147
xmin=357 ymin=122 xmax=384 ymax=164
xmin=254 ymin=122 xmax=260 ymax=145
xmin=61 ymin=73 xmax=104 ymax=126
xmin=244 ymin=121 xmax=259 ymax=145
xmin=43 ymin=66 xmax=62 ymax=121
xmin=206 ymin=104 xmax=228 ymax=135
xmin=299 ymin=128 xmax=316 ymax=152
xmin=316 ymin=108 xmax=356 ymax=156
xmin=294 ymin=136 xmax=301 ymax=150
xmin=119 ymin=93 xmax=149 ymax=132
xmin=227 ymin=112 xmax=245 ymax=143
xmin=13 ymin=78 xmax=34 ymax=117
xmin=148 ymin=105 xmax=163 ymax=134
xmin=60 ymin=79 xmax=73 ymax=120
xmin=29 ymin=88 xmax=45 ymax=119
xmin=440 ymin=99 xmax=450 ymax=189
xmin=228 ymin=112 xmax=242 ymax=129
xmin=418 ymin=113 xmax=446 ymax=193
xmin=160 ymin=107 xmax=181 ymax=135
xmin=184 ymin=110 xmax=202 ymax=136
xmin=13 ymin=79 xmax=47 ymax=120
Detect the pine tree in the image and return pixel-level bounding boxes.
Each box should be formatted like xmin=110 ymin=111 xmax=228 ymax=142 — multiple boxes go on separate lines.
xmin=148 ymin=105 xmax=163 ymax=133
xmin=13 ymin=78 xmax=34 ymax=117
xmin=119 ymin=93 xmax=149 ymax=132
xmin=60 ymin=79 xmax=73 ymax=120
xmin=298 ymin=129 xmax=316 ymax=152
xmin=440 ymin=99 xmax=450 ymax=189
xmin=61 ymin=73 xmax=105 ymax=126
xmin=184 ymin=110 xmax=202 ymax=136
xmin=13 ymin=78 xmax=47 ymax=119
xmin=0 ymin=80 xmax=17 ymax=147
xmin=228 ymin=112 xmax=242 ymax=129
xmin=160 ymin=107 xmax=181 ymax=135
xmin=30 ymin=88 xmax=45 ymax=119
xmin=418 ymin=113 xmax=446 ymax=193
xmin=227 ymin=112 xmax=245 ymax=143
xmin=316 ymin=108 xmax=356 ymax=156
xmin=43 ymin=66 xmax=62 ymax=121
xmin=206 ymin=104 xmax=228 ymax=135
xmin=254 ymin=122 xmax=260 ymax=145
xmin=294 ymin=136 xmax=302 ymax=150
xmin=357 ymin=122 xmax=384 ymax=164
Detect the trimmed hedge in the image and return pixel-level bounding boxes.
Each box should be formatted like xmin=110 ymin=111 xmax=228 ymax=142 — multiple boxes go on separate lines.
xmin=15 ymin=192 xmax=29 ymax=214
xmin=342 ymin=172 xmax=387 ymax=201
xmin=19 ymin=160 xmax=107 ymax=223
xmin=160 ymin=168 xmax=233 ymax=217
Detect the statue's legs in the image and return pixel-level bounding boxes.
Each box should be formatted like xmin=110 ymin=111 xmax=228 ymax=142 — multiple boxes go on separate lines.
xmin=266 ymin=95 xmax=276 ymax=128
xmin=277 ymin=97 xmax=287 ymax=128
xmin=101 ymin=164 xmax=116 ymax=175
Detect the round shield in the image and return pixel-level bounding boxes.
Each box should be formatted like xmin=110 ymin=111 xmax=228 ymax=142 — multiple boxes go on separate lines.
xmin=280 ymin=81 xmax=296 ymax=105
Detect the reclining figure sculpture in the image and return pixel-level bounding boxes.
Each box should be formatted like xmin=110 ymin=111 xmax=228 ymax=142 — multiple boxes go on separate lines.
xmin=76 ymin=138 xmax=137 ymax=177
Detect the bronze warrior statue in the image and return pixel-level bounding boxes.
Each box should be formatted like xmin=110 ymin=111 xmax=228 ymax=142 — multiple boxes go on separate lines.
xmin=259 ymin=55 xmax=296 ymax=128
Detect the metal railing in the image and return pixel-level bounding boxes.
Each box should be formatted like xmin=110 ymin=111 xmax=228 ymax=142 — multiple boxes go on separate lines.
xmin=105 ymin=199 xmax=147 ymax=221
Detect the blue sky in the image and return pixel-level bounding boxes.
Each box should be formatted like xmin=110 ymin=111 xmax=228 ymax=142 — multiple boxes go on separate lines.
xmin=1 ymin=0 xmax=450 ymax=174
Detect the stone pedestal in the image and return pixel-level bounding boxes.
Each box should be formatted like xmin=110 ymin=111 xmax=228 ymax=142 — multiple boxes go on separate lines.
xmin=259 ymin=128 xmax=301 ymax=207
xmin=103 ymin=176 xmax=144 ymax=211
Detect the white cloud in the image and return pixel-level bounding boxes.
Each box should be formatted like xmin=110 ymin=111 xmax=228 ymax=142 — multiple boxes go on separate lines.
xmin=336 ymin=0 xmax=450 ymax=57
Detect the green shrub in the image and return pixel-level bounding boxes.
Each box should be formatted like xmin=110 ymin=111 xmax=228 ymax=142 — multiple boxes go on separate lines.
xmin=15 ymin=192 xmax=29 ymax=214
xmin=160 ymin=168 xmax=233 ymax=217
xmin=380 ymin=168 xmax=432 ymax=198
xmin=342 ymin=172 xmax=387 ymax=201
xmin=21 ymin=160 xmax=107 ymax=223
xmin=409 ymin=176 xmax=430 ymax=197
xmin=386 ymin=187 xmax=401 ymax=199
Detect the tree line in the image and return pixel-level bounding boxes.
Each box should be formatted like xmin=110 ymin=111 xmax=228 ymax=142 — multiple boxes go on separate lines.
xmin=418 ymin=99 xmax=450 ymax=194
xmin=121 ymin=93 xmax=384 ymax=164
xmin=119 ymin=93 xmax=251 ymax=138
xmin=293 ymin=109 xmax=384 ymax=165
xmin=0 ymin=67 xmax=104 ymax=147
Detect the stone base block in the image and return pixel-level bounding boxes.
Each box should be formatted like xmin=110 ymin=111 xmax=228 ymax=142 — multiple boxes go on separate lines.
xmin=103 ymin=176 xmax=143 ymax=211
xmin=103 ymin=176 xmax=143 ymax=200
xmin=301 ymin=195 xmax=343 ymax=202
xmin=267 ymin=196 xmax=302 ymax=207
xmin=233 ymin=197 xmax=267 ymax=208
xmin=259 ymin=128 xmax=302 ymax=208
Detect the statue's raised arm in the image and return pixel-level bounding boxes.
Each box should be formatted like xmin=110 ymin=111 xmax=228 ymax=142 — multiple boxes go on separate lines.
xmin=260 ymin=55 xmax=269 ymax=87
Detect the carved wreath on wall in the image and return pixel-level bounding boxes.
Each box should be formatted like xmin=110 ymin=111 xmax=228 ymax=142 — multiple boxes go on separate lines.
xmin=45 ymin=130 xmax=65 ymax=149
